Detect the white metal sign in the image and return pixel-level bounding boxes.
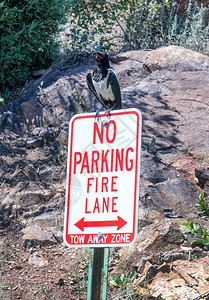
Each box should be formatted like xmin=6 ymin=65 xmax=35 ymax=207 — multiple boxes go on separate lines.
xmin=64 ymin=108 xmax=142 ymax=247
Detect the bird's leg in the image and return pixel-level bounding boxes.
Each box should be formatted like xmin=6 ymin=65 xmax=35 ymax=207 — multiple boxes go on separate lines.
xmin=95 ymin=107 xmax=103 ymax=123
xmin=105 ymin=103 xmax=117 ymax=118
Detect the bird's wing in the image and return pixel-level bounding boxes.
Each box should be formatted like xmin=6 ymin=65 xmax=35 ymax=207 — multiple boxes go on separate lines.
xmin=86 ymin=73 xmax=106 ymax=108
xmin=107 ymin=70 xmax=122 ymax=109
xmin=86 ymin=73 xmax=98 ymax=99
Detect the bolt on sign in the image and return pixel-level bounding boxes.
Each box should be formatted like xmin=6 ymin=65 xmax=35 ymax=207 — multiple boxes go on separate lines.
xmin=64 ymin=108 xmax=142 ymax=247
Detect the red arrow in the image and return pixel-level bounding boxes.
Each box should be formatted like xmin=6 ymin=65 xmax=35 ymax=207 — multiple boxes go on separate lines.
xmin=75 ymin=216 xmax=127 ymax=232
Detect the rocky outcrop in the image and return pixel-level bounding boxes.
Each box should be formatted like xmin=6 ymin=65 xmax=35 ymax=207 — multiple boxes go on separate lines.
xmin=0 ymin=45 xmax=209 ymax=299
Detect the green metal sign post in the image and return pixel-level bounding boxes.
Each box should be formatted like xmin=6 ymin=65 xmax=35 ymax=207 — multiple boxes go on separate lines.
xmin=87 ymin=247 xmax=109 ymax=300
xmin=64 ymin=109 xmax=142 ymax=299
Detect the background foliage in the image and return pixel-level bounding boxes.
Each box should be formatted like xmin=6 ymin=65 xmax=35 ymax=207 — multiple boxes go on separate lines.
xmin=67 ymin=0 xmax=209 ymax=59
xmin=0 ymin=0 xmax=208 ymax=92
xmin=0 ymin=0 xmax=69 ymax=91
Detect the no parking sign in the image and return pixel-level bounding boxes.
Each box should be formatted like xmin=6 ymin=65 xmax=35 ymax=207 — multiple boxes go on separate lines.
xmin=64 ymin=109 xmax=142 ymax=247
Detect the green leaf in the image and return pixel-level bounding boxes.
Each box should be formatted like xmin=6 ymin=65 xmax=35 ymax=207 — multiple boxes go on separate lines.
xmin=193 ymin=224 xmax=197 ymax=231
xmin=184 ymin=231 xmax=194 ymax=236
xmin=192 ymin=239 xmax=204 ymax=245
xmin=184 ymin=220 xmax=188 ymax=226
xmin=202 ymin=240 xmax=209 ymax=246
xmin=110 ymin=275 xmax=120 ymax=287
xmin=120 ymin=274 xmax=125 ymax=282
xmin=0 ymin=97 xmax=4 ymax=105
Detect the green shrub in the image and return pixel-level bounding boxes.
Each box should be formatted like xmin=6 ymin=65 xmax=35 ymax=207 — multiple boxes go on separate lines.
xmin=0 ymin=0 xmax=70 ymax=91
xmin=68 ymin=0 xmax=209 ymax=55
xmin=180 ymin=220 xmax=209 ymax=247
xmin=122 ymin=0 xmax=209 ymax=53
xmin=196 ymin=193 xmax=209 ymax=218
xmin=180 ymin=193 xmax=209 ymax=247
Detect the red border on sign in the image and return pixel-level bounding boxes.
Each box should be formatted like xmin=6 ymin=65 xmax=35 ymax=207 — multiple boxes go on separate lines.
xmin=65 ymin=110 xmax=140 ymax=246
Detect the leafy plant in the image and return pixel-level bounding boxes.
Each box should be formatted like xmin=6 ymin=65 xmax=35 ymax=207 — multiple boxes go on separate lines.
xmin=180 ymin=220 xmax=209 ymax=246
xmin=108 ymin=271 xmax=140 ymax=299
xmin=0 ymin=283 xmax=8 ymax=291
xmin=110 ymin=271 xmax=135 ymax=288
xmin=110 ymin=273 xmax=128 ymax=288
xmin=64 ymin=260 xmax=87 ymax=299
xmin=0 ymin=95 xmax=4 ymax=106
xmin=1 ymin=251 xmax=12 ymax=260
xmin=67 ymin=0 xmax=209 ymax=56
xmin=146 ymin=137 xmax=158 ymax=156
xmin=143 ymin=210 xmax=150 ymax=220
xmin=196 ymin=193 xmax=209 ymax=218
xmin=0 ymin=283 xmax=8 ymax=300
xmin=38 ymin=283 xmax=56 ymax=300
xmin=68 ymin=0 xmax=120 ymax=54
xmin=156 ymin=295 xmax=165 ymax=300
xmin=174 ymin=1 xmax=209 ymax=55
xmin=0 ymin=0 xmax=70 ymax=90
xmin=3 ymin=88 xmax=13 ymax=97
xmin=52 ymin=157 xmax=57 ymax=165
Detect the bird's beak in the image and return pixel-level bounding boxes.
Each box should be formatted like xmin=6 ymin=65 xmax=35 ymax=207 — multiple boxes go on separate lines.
xmin=96 ymin=54 xmax=102 ymax=59
xmin=93 ymin=52 xmax=102 ymax=60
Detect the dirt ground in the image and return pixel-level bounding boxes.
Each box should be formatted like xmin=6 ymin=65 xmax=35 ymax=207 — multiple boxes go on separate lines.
xmin=0 ymin=221 xmax=128 ymax=300
xmin=0 ymin=222 xmax=89 ymax=300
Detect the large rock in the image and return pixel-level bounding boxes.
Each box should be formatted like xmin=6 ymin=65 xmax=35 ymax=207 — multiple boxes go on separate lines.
xmin=118 ymin=221 xmax=185 ymax=268
xmin=18 ymin=99 xmax=43 ymax=129
xmin=0 ymin=45 xmax=209 ymax=300
xmin=195 ymin=167 xmax=209 ymax=196
xmin=29 ymin=212 xmax=58 ymax=228
xmin=145 ymin=45 xmax=209 ymax=71
xmin=22 ymin=225 xmax=57 ymax=247
xmin=18 ymin=67 xmax=94 ymax=128
xmin=0 ymin=111 xmax=18 ymax=132
xmin=148 ymin=256 xmax=209 ymax=299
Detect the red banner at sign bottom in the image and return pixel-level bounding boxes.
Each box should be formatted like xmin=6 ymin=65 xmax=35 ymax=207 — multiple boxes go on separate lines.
xmin=65 ymin=232 xmax=135 ymax=246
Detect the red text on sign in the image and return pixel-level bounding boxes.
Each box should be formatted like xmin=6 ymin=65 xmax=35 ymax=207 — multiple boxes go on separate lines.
xmin=73 ymin=147 xmax=134 ymax=174
xmin=93 ymin=120 xmax=116 ymax=144
xmin=85 ymin=196 xmax=118 ymax=213
xmin=87 ymin=176 xmax=118 ymax=193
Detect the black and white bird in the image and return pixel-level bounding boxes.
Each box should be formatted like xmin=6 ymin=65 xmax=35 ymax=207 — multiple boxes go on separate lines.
xmin=86 ymin=52 xmax=122 ymax=118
